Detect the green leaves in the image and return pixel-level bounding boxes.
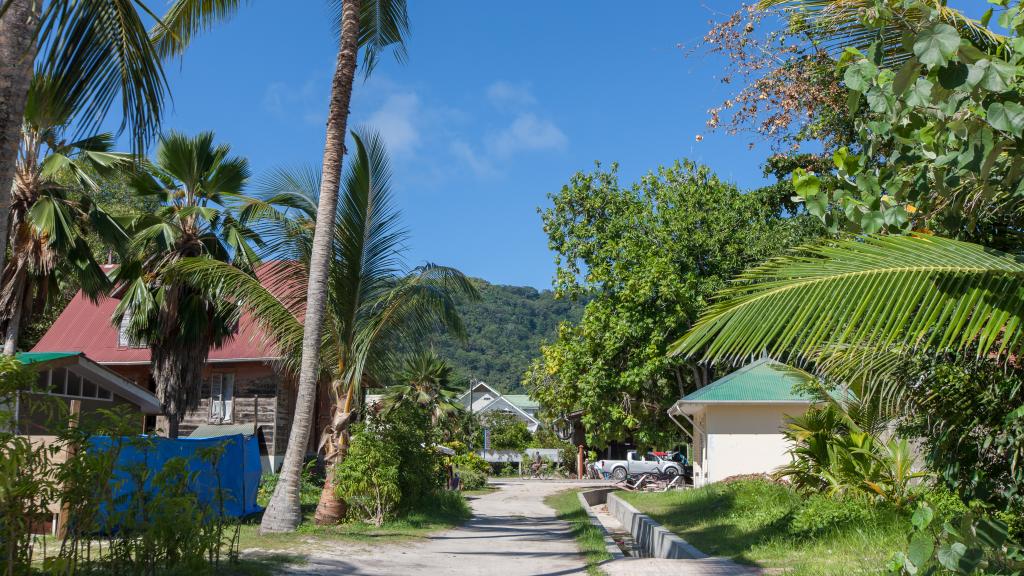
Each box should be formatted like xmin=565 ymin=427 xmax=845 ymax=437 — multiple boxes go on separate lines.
xmin=986 ymin=101 xmax=1024 ymax=136
xmin=913 ymin=23 xmax=961 ymax=68
xmin=671 ymin=234 xmax=1024 ymax=365
xmin=844 ymin=59 xmax=878 ymax=91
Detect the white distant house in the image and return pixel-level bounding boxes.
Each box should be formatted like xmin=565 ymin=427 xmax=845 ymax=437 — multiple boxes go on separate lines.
xmin=457 ymin=381 xmax=540 ymax=432
xmin=667 ymin=358 xmax=822 ymax=487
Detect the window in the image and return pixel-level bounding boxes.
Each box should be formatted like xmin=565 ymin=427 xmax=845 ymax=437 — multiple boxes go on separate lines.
xmin=40 ymin=368 xmax=113 ymax=401
xmin=209 ymin=373 xmax=235 ymax=423
xmin=118 ymin=310 xmax=147 ymax=348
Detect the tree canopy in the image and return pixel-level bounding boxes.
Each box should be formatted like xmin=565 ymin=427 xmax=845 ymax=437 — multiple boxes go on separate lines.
xmin=525 ymin=160 xmax=823 ymax=448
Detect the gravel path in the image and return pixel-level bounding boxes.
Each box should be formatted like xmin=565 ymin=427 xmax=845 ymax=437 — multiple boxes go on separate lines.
xmin=268 ymin=480 xmax=600 ymax=576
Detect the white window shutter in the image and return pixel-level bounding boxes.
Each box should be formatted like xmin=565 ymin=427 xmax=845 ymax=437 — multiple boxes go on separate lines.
xmin=222 ymin=374 xmax=235 ymax=423
xmin=210 ymin=374 xmax=223 ymax=422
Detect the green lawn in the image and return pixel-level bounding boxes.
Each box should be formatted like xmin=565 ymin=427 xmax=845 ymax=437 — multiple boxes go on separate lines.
xmin=619 ymin=479 xmax=910 ymax=576
xmin=239 ymin=488 xmax=473 ymax=561
xmin=544 ymin=490 xmax=612 ymax=576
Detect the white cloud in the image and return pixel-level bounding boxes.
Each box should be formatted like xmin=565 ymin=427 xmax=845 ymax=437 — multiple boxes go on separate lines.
xmin=262 ymin=78 xmax=325 ymax=126
xmin=450 ymin=139 xmax=494 ymax=177
xmin=486 ymin=81 xmax=536 ymax=109
xmin=488 ymin=113 xmax=567 ymax=158
xmin=366 ymin=92 xmax=421 ymax=154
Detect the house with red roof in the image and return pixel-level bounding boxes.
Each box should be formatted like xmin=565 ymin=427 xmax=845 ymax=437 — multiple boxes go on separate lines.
xmin=31 ymin=289 xmax=296 ymax=472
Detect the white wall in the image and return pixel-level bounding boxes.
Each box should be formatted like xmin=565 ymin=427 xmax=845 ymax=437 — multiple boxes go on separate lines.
xmin=693 ymin=403 xmax=809 ymax=486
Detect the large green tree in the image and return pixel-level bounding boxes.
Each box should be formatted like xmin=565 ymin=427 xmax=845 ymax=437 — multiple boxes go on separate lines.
xmin=525 ymin=161 xmax=822 ymax=448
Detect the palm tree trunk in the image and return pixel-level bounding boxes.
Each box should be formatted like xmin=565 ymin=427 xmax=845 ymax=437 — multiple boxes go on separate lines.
xmin=3 ymin=276 xmax=28 ymax=355
xmin=260 ymin=0 xmax=361 ymax=534
xmin=0 ymin=0 xmax=39 ymax=289
xmin=314 ymin=383 xmax=355 ymax=525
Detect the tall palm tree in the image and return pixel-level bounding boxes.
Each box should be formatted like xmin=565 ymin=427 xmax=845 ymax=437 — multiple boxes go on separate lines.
xmin=112 ymin=130 xmax=270 ymax=438
xmin=260 ymin=0 xmax=410 ymax=533
xmin=169 ymin=129 xmax=476 ymax=527
xmin=379 ymin=350 xmax=465 ymax=428
xmin=1 ymin=72 xmax=132 ymax=354
xmin=0 ymin=0 xmax=244 ymax=286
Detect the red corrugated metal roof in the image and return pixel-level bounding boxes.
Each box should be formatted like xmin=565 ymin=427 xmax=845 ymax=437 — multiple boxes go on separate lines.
xmin=32 ymin=265 xmax=300 ymax=364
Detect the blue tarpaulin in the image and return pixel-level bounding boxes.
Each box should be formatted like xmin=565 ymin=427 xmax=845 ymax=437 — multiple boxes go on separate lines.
xmin=89 ymin=434 xmax=263 ymax=521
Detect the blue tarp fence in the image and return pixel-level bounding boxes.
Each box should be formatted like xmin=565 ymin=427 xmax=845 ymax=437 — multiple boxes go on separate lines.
xmin=88 ymin=434 xmax=263 ymax=523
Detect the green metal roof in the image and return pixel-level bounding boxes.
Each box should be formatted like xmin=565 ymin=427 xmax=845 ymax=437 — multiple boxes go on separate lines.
xmin=679 ymin=358 xmax=817 ymax=404
xmin=16 ymin=351 xmax=79 ymax=365
xmin=505 ymin=395 xmax=539 ymax=411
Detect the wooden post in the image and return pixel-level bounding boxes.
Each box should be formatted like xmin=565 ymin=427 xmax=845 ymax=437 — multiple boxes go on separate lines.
xmin=56 ymin=399 xmax=81 ymax=540
xmin=577 ymin=445 xmax=584 ymax=479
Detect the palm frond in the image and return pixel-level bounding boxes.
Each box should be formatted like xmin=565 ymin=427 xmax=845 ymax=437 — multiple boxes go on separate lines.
xmin=36 ymin=0 xmax=169 ymax=152
xmin=758 ymin=0 xmax=1004 ymax=64
xmin=150 ymin=0 xmax=246 ymax=59
xmin=330 ymin=0 xmax=410 ymax=77
xmin=672 ymin=234 xmax=1024 ymax=366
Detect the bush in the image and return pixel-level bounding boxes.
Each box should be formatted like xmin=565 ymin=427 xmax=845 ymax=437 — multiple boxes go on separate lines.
xmin=335 ymin=423 xmax=402 ymax=526
xmin=257 ymin=459 xmax=323 ymax=507
xmin=788 ymin=493 xmax=875 ymax=538
xmin=458 ymin=468 xmax=487 ymax=491
xmin=453 ymin=452 xmax=490 ymax=476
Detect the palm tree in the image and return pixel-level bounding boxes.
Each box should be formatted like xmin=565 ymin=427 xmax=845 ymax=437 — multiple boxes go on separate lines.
xmin=260 ymin=0 xmax=410 ymax=533
xmin=112 ymin=130 xmax=270 ymax=439
xmin=670 ymin=234 xmax=1024 ymax=380
xmin=1 ymin=72 xmax=132 ymax=354
xmin=0 ymin=0 xmax=243 ymax=285
xmin=379 ymin=350 xmax=465 ymax=428
xmin=169 ymin=129 xmax=476 ymax=527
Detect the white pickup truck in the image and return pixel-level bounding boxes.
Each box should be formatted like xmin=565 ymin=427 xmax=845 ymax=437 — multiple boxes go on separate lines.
xmin=596 ymin=450 xmax=683 ymax=480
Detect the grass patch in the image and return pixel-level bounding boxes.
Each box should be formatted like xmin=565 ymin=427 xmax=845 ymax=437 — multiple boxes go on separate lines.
xmin=544 ymin=490 xmax=611 ymax=576
xmin=620 ymin=479 xmax=910 ymax=575
xmin=240 ymin=489 xmax=473 ymax=552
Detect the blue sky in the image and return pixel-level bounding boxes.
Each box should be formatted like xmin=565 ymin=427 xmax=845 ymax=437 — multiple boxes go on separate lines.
xmin=149 ymin=1 xmax=981 ymax=289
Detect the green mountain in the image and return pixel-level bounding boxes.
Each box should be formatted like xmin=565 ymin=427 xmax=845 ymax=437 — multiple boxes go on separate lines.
xmin=433 ymin=279 xmax=584 ymax=394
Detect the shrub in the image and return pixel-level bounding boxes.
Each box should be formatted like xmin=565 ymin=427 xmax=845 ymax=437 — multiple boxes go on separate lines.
xmin=789 ymin=493 xmax=875 ymax=538
xmin=458 ymin=468 xmax=487 ymax=491
xmin=453 ymin=452 xmax=489 ymax=476
xmin=257 ymin=459 xmax=323 ymax=506
xmin=335 ymin=423 xmax=402 ymax=526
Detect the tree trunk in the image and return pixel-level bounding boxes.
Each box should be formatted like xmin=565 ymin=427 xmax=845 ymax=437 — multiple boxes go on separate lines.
xmin=0 ymin=0 xmax=39 ymax=292
xmin=314 ymin=383 xmax=355 ymax=525
xmin=260 ymin=0 xmax=361 ymax=534
xmin=151 ymin=292 xmax=207 ymax=439
xmin=2 ymin=275 xmax=28 ymax=355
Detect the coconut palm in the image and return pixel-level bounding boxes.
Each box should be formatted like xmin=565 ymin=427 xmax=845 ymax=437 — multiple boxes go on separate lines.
xmin=261 ymin=0 xmax=410 ymax=534
xmin=670 ymin=234 xmax=1024 ymax=382
xmin=112 ymin=130 xmax=272 ymax=439
xmin=1 ymin=72 xmax=133 ymax=354
xmin=168 ymin=128 xmax=477 ymax=526
xmin=379 ymin=350 xmax=466 ymax=428
xmin=0 ymin=0 xmax=245 ymax=284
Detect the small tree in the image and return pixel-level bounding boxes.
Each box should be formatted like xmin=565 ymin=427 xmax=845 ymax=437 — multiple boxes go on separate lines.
xmin=480 ymin=412 xmax=531 ymax=452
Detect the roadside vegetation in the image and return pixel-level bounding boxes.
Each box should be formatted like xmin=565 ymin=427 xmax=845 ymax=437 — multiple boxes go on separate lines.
xmin=545 ymin=490 xmax=611 ymax=576
xmin=622 ymin=478 xmax=912 ymax=575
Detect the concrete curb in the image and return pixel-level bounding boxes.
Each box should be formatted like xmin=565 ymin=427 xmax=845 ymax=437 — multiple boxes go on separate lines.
xmin=577 ymin=488 xmax=625 ymax=560
xmin=607 ymin=493 xmax=707 ymax=560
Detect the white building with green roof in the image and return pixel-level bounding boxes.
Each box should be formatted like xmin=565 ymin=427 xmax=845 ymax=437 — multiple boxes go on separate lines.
xmin=457 ymin=382 xmax=540 ymax=432
xmin=667 ymin=358 xmax=821 ymax=487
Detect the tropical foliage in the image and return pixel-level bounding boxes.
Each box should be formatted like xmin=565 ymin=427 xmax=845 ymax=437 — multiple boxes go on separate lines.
xmin=526 ymin=161 xmax=823 ymax=447
xmin=379 ymin=351 xmax=465 ymax=427
xmin=2 ymin=73 xmax=132 ymax=355
xmin=170 ymin=129 xmax=476 ymax=524
xmin=112 ymin=131 xmax=270 ymax=438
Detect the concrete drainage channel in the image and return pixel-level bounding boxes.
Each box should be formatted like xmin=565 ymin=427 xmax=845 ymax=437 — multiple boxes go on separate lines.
xmin=577 ymin=487 xmax=705 ymax=560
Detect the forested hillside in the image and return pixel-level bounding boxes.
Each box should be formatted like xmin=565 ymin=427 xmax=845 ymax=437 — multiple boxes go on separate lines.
xmin=432 ymin=279 xmax=583 ymax=394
